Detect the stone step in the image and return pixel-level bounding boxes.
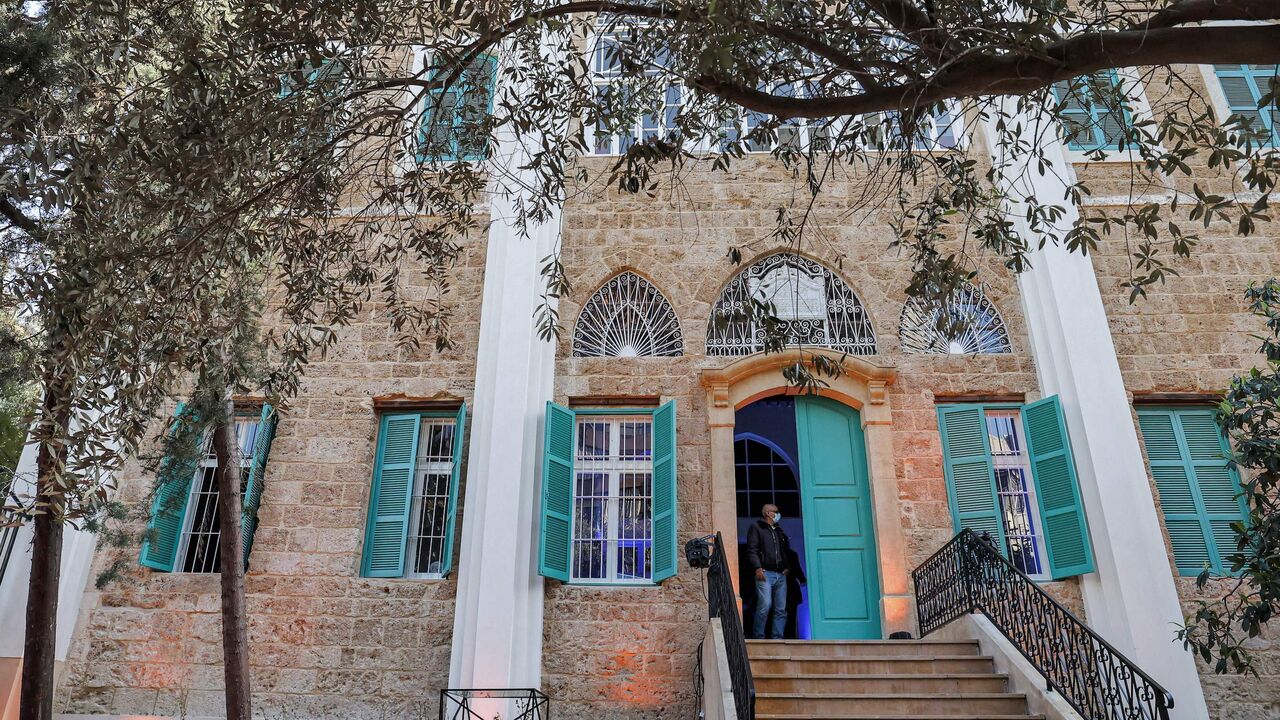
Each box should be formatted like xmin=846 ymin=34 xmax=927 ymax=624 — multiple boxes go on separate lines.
xmin=756 ymin=715 xmax=1045 ymax=720
xmin=753 ymin=672 xmax=1010 ymax=694
xmin=749 ymin=655 xmax=997 ymax=676
xmin=747 ymin=639 xmax=981 ymax=658
xmin=754 ymin=692 xmax=1029 ymax=716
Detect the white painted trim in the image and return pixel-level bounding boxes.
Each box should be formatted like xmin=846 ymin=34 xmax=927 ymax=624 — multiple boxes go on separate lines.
xmin=447 ymin=31 xmax=565 ymax=693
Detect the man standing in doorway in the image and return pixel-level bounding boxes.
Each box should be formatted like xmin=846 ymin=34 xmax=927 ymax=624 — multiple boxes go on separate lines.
xmin=746 ymin=503 xmax=790 ymax=639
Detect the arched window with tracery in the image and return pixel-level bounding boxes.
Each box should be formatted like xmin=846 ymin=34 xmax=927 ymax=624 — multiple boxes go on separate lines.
xmin=899 ymin=284 xmax=1012 ymax=355
xmin=572 ymin=272 xmax=683 ymax=357
xmin=706 ymin=253 xmax=877 ymax=356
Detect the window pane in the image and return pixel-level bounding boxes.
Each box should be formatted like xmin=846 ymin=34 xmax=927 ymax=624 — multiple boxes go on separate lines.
xmin=571 ymin=417 xmax=655 ymax=582
xmin=986 ymin=411 xmax=1047 ymax=577
xmin=406 ymin=418 xmax=458 ymax=577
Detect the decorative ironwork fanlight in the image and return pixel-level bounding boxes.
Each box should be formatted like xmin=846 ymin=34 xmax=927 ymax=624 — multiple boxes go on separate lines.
xmin=572 ymin=272 xmax=683 ymax=357
xmin=706 ymin=253 xmax=877 ymax=356
xmin=899 ymin=284 xmax=1012 ymax=355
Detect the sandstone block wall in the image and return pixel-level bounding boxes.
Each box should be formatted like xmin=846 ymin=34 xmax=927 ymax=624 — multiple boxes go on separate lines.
xmin=57 ymin=232 xmax=489 ymax=720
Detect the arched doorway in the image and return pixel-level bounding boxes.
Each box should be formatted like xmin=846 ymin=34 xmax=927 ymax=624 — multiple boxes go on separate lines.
xmin=734 ymin=394 xmax=882 ymax=640
xmin=701 ymin=349 xmax=913 ymax=639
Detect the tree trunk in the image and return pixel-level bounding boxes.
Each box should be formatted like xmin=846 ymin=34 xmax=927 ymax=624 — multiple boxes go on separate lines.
xmin=211 ymin=391 xmax=252 ymax=720
xmin=20 ymin=382 xmax=71 ymax=720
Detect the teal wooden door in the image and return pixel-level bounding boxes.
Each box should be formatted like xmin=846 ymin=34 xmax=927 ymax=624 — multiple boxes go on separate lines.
xmin=794 ymin=395 xmax=882 ymax=639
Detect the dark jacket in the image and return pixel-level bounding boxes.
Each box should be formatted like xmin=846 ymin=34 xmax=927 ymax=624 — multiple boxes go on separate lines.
xmin=746 ymin=519 xmax=790 ymax=572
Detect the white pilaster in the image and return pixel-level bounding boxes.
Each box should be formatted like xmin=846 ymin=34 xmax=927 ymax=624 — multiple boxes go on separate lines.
xmin=447 ymin=47 xmax=561 ymax=694
xmin=981 ymin=100 xmax=1208 ymax=718
xmin=1 ymin=436 xmax=109 ymax=664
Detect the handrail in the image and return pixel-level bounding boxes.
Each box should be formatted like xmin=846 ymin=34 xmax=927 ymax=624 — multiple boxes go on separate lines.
xmin=913 ymin=529 xmax=1174 ymax=720
xmin=707 ymin=532 xmax=755 ymax=720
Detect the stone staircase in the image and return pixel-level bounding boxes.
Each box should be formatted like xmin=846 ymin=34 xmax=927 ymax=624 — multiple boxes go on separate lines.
xmin=748 ymin=639 xmax=1043 ymax=720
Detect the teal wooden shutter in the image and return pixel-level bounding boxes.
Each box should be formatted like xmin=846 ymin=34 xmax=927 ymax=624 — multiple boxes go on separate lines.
xmin=419 ymin=55 xmax=498 ymax=162
xmin=1052 ymin=71 xmax=1129 ymax=151
xmin=1023 ymin=396 xmax=1095 ymax=579
xmin=439 ymin=403 xmax=467 ymax=577
xmin=651 ymin=401 xmax=678 ymax=583
xmin=140 ymin=403 xmax=202 ymax=572
xmin=241 ymin=403 xmax=278 ymax=568
xmin=937 ymin=405 xmax=1006 ymax=554
xmin=1214 ymin=64 xmax=1277 ymax=144
xmin=361 ymin=413 xmax=421 ymax=578
xmin=539 ymin=402 xmax=575 ymax=581
xmin=1138 ymin=408 xmax=1247 ymax=576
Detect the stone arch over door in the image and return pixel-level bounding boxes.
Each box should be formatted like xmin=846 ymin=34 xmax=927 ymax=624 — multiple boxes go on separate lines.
xmin=701 ymin=349 xmax=913 ymax=637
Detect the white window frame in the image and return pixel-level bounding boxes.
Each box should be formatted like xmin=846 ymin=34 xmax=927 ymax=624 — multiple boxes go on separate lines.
xmin=570 ymin=415 xmax=656 ymax=585
xmin=985 ymin=409 xmax=1051 ymax=582
xmin=585 ymin=23 xmax=683 ymax=156
xmin=174 ymin=415 xmax=260 ymax=574
xmin=403 ymin=417 xmax=459 ymax=580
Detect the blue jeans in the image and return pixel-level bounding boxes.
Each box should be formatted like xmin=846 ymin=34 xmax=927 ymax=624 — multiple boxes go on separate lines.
xmin=753 ymin=570 xmax=787 ymax=639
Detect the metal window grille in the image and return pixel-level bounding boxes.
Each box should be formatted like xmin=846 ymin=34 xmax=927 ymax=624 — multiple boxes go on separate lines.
xmin=572 ymin=416 xmax=654 ymax=583
xmin=0 ymin=504 xmax=17 ymax=586
xmin=406 ymin=419 xmax=457 ymax=578
xmin=734 ymin=437 xmax=801 ymax=520
xmin=985 ymin=410 xmax=1047 ymax=578
xmin=573 ymin=272 xmax=683 ymax=357
xmin=176 ymin=417 xmax=261 ymax=573
xmin=900 ymin=283 xmax=1012 ymax=355
xmin=707 ymin=253 xmax=877 ymax=356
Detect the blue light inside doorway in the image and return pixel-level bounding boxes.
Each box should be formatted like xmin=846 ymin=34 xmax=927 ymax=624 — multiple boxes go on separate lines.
xmin=734 ymin=397 xmax=812 ymax=640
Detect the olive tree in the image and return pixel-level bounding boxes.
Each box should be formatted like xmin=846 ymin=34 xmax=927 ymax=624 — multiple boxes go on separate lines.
xmin=3 ymin=3 xmax=1280 ymax=717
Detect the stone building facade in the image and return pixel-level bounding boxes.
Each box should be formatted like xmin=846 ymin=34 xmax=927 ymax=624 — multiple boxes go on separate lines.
xmin=0 ymin=49 xmax=1275 ymax=720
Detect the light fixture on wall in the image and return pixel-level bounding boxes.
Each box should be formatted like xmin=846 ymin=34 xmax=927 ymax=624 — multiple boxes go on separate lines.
xmin=684 ymin=534 xmax=716 ymax=569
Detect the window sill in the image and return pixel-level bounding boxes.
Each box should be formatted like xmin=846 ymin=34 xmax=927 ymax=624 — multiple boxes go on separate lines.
xmin=563 ymin=580 xmax=657 ymax=588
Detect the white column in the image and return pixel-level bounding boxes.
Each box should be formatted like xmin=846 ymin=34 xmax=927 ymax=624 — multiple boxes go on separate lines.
xmin=981 ymin=100 xmax=1208 ymax=718
xmin=447 ymin=46 xmax=562 ymax=695
xmin=1 ymin=435 xmax=110 ymax=663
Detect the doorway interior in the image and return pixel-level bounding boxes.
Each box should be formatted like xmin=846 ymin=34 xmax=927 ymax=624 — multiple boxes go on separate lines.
xmin=735 ymin=397 xmax=811 ymax=640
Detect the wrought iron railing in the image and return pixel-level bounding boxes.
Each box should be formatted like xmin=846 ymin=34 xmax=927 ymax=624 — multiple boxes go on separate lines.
xmin=707 ymin=532 xmax=754 ymax=720
xmin=438 ymin=689 xmax=549 ymax=720
xmin=0 ymin=490 xmax=20 ymax=586
xmin=913 ymin=529 xmax=1175 ymax=720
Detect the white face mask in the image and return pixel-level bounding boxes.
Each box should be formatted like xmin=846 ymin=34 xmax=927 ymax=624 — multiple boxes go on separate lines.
xmin=769 ymin=511 xmax=782 ymax=523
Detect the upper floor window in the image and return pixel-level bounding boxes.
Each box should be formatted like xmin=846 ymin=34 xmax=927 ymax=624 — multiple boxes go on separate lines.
xmin=141 ymin=404 xmax=279 ymax=574
xmin=589 ymin=29 xmax=680 ymax=155
xmin=418 ymin=56 xmax=498 ymax=163
xmin=1052 ymin=71 xmax=1133 ymax=153
xmin=361 ymin=406 xmax=467 ymax=578
xmin=707 ymin=253 xmax=877 ymax=356
xmin=572 ymin=272 xmax=683 ymax=357
xmin=899 ymin=284 xmax=1012 ymax=355
xmin=539 ymin=402 xmax=678 ymax=585
xmin=1136 ymin=407 xmax=1247 ymax=577
xmin=1212 ymin=64 xmax=1278 ymax=145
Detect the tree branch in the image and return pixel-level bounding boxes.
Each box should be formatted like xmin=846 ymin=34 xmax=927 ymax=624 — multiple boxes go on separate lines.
xmin=695 ymin=24 xmax=1280 ymax=119
xmin=0 ymin=196 xmax=40 ymax=235
xmin=1135 ymin=0 xmax=1280 ymax=31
